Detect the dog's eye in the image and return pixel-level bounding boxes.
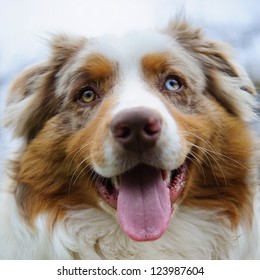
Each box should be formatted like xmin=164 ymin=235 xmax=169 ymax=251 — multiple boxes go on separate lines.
xmin=164 ymin=77 xmax=183 ymax=92
xmin=78 ymin=87 xmax=98 ymax=104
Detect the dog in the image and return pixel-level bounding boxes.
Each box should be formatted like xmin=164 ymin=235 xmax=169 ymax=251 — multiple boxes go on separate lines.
xmin=0 ymin=20 xmax=259 ymax=259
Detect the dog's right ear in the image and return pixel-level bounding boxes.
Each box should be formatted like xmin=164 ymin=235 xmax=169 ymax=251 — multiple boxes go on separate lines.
xmin=164 ymin=21 xmax=258 ymax=122
xmin=4 ymin=34 xmax=86 ymax=140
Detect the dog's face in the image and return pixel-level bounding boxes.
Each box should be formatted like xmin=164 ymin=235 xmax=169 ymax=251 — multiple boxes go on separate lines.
xmin=6 ymin=22 xmax=256 ymax=242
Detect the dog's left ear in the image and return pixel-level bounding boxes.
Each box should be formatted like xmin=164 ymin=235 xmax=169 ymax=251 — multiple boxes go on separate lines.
xmin=4 ymin=34 xmax=86 ymax=140
xmin=164 ymin=21 xmax=258 ymax=121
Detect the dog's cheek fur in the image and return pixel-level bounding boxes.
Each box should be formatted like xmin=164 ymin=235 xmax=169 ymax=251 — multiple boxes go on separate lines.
xmin=22 ymin=97 xmax=118 ymax=226
xmin=173 ymin=98 xmax=255 ymax=228
xmin=17 ymin=114 xmax=100 ymax=227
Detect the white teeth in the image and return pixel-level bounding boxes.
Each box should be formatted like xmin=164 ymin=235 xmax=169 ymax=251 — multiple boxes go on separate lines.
xmin=164 ymin=171 xmax=171 ymax=185
xmin=167 ymin=171 xmax=171 ymax=182
xmin=113 ymin=177 xmax=120 ymax=190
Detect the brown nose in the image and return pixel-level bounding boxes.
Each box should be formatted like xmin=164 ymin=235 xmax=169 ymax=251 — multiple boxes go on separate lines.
xmin=110 ymin=107 xmax=162 ymax=153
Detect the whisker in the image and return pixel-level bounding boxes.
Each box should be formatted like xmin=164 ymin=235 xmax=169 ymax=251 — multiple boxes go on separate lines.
xmin=67 ymin=161 xmax=95 ymax=205
xmin=187 ymin=150 xmax=206 ymax=183
xmin=181 ymin=130 xmax=247 ymax=169
xmin=66 ymin=141 xmax=94 ymax=176
xmin=189 ymin=141 xmax=227 ymax=186
xmin=67 ymin=151 xmax=101 ymax=203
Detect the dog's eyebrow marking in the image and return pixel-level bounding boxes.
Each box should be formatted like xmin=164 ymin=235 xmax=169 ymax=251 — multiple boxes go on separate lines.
xmin=81 ymin=54 xmax=116 ymax=81
xmin=141 ymin=52 xmax=171 ymax=75
xmin=141 ymin=52 xmax=189 ymax=86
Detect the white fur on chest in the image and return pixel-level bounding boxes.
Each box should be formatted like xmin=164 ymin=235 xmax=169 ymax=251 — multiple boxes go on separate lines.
xmin=53 ymin=206 xmax=258 ymax=260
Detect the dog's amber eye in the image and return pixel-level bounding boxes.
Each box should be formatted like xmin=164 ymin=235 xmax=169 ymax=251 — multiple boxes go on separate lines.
xmin=164 ymin=77 xmax=183 ymax=92
xmin=79 ymin=88 xmax=97 ymax=104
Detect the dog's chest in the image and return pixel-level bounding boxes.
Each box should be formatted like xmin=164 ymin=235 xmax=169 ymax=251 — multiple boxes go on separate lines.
xmin=55 ymin=207 xmax=239 ymax=259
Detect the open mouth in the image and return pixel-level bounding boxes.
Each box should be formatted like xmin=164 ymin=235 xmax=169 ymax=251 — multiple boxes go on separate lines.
xmin=95 ymin=162 xmax=188 ymax=242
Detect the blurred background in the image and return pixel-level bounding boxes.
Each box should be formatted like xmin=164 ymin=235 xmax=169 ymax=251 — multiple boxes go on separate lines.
xmin=0 ymin=0 xmax=259 ymax=137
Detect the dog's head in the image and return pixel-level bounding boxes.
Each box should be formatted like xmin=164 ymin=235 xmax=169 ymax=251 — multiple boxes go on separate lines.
xmin=6 ymin=21 xmax=257 ymax=241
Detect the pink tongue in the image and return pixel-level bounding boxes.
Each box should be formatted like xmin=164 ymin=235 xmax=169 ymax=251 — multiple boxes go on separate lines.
xmin=117 ymin=165 xmax=171 ymax=241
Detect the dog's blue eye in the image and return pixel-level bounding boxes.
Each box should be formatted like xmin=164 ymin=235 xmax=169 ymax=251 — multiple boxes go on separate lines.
xmin=164 ymin=77 xmax=182 ymax=92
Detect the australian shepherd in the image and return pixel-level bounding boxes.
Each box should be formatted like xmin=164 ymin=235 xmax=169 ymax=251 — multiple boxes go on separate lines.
xmin=0 ymin=21 xmax=259 ymax=259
